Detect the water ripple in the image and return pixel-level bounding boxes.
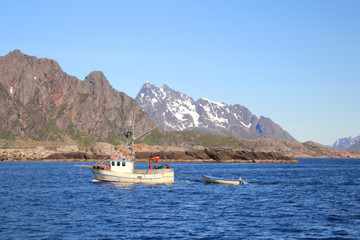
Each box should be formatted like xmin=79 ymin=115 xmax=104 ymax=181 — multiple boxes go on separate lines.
xmin=0 ymin=160 xmax=359 ymax=239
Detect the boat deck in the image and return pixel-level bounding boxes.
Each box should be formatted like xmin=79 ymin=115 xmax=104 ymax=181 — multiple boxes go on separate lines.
xmin=134 ymin=169 xmax=173 ymax=174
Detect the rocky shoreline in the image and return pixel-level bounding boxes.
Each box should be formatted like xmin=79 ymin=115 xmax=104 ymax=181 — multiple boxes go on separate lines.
xmin=1 ymin=143 xmax=298 ymax=163
xmin=134 ymin=146 xmax=298 ymax=163
xmin=2 ymin=142 xmax=360 ymax=163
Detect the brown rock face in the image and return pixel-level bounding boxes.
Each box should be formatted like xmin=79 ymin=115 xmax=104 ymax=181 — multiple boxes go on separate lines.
xmin=0 ymin=50 xmax=154 ymax=141
xmin=240 ymin=138 xmax=360 ymax=159
xmin=135 ymin=146 xmax=296 ymax=162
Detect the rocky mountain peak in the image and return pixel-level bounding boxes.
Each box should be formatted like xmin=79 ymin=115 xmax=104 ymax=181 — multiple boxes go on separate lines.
xmin=0 ymin=50 xmax=154 ymax=142
xmin=8 ymin=49 xmax=23 ymax=57
xmin=85 ymin=71 xmax=109 ymax=86
xmin=6 ymin=49 xmax=59 ymax=67
xmin=333 ymin=135 xmax=360 ymax=150
xmin=136 ymin=82 xmax=297 ymax=141
xmin=161 ymin=83 xmax=171 ymax=91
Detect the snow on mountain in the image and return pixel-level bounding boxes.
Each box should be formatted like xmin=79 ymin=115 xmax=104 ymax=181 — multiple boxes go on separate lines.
xmin=136 ymin=82 xmax=198 ymax=131
xmin=136 ymin=82 xmax=297 ymax=141
xmin=333 ymin=135 xmax=360 ymax=150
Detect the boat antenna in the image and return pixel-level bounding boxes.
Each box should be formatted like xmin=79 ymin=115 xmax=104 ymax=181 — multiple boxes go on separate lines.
xmin=124 ymin=121 xmax=164 ymax=155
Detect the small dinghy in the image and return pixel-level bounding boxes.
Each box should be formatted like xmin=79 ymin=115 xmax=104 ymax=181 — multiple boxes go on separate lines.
xmin=203 ymin=175 xmax=247 ymax=185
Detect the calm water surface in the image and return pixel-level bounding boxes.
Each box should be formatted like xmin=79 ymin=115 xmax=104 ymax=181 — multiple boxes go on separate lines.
xmin=0 ymin=159 xmax=359 ymax=239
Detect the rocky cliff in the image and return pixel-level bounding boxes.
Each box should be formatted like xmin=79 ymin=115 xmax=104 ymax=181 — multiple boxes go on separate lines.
xmin=0 ymin=50 xmax=154 ymax=142
xmin=136 ymin=82 xmax=296 ymax=141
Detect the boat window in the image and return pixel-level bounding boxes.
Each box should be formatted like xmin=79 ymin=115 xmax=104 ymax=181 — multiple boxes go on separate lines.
xmin=112 ymin=161 xmax=115 ymax=166
xmin=117 ymin=162 xmax=120 ymax=166
xmin=122 ymin=162 xmax=126 ymax=167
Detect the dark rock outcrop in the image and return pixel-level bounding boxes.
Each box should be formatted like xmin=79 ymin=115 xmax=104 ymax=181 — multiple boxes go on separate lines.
xmin=135 ymin=147 xmax=297 ymax=162
xmin=0 ymin=50 xmax=154 ymax=141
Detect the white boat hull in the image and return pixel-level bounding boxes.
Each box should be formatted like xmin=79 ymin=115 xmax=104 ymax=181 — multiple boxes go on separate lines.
xmin=203 ymin=175 xmax=241 ymax=185
xmin=91 ymin=168 xmax=174 ymax=184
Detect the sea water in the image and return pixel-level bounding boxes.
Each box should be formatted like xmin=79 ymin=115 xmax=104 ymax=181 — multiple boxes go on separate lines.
xmin=0 ymin=159 xmax=359 ymax=239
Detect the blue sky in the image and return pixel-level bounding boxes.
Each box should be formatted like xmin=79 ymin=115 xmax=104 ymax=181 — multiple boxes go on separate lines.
xmin=1 ymin=0 xmax=359 ymax=145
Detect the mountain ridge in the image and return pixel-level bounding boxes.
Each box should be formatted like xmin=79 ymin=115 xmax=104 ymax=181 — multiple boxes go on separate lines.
xmin=333 ymin=135 xmax=360 ymax=150
xmin=0 ymin=50 xmax=154 ymax=144
xmin=136 ymin=82 xmax=296 ymax=142
xmin=1 ymin=50 xmax=359 ymax=159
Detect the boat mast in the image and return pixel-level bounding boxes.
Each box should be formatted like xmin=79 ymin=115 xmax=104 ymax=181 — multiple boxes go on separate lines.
xmin=130 ymin=121 xmax=135 ymax=157
xmin=124 ymin=121 xmax=164 ymax=158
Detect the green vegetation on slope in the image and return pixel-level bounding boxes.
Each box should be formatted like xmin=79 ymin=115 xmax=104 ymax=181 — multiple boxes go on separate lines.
xmin=137 ymin=129 xmax=251 ymax=149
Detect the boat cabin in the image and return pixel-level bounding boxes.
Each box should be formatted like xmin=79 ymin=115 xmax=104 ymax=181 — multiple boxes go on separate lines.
xmin=110 ymin=153 xmax=135 ymax=173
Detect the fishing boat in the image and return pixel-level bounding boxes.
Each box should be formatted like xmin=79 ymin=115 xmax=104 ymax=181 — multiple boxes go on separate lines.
xmin=78 ymin=123 xmax=174 ymax=184
xmin=203 ymin=175 xmax=247 ymax=185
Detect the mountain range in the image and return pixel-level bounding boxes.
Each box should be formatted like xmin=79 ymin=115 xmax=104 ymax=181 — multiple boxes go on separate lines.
xmin=2 ymin=49 xmax=358 ymax=157
xmin=136 ymin=82 xmax=296 ymax=142
xmin=0 ymin=50 xmax=153 ymax=143
xmin=333 ymin=135 xmax=360 ymax=150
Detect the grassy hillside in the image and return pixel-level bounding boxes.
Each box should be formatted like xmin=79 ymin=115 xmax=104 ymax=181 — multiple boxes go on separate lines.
xmin=137 ymin=129 xmax=251 ymax=149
